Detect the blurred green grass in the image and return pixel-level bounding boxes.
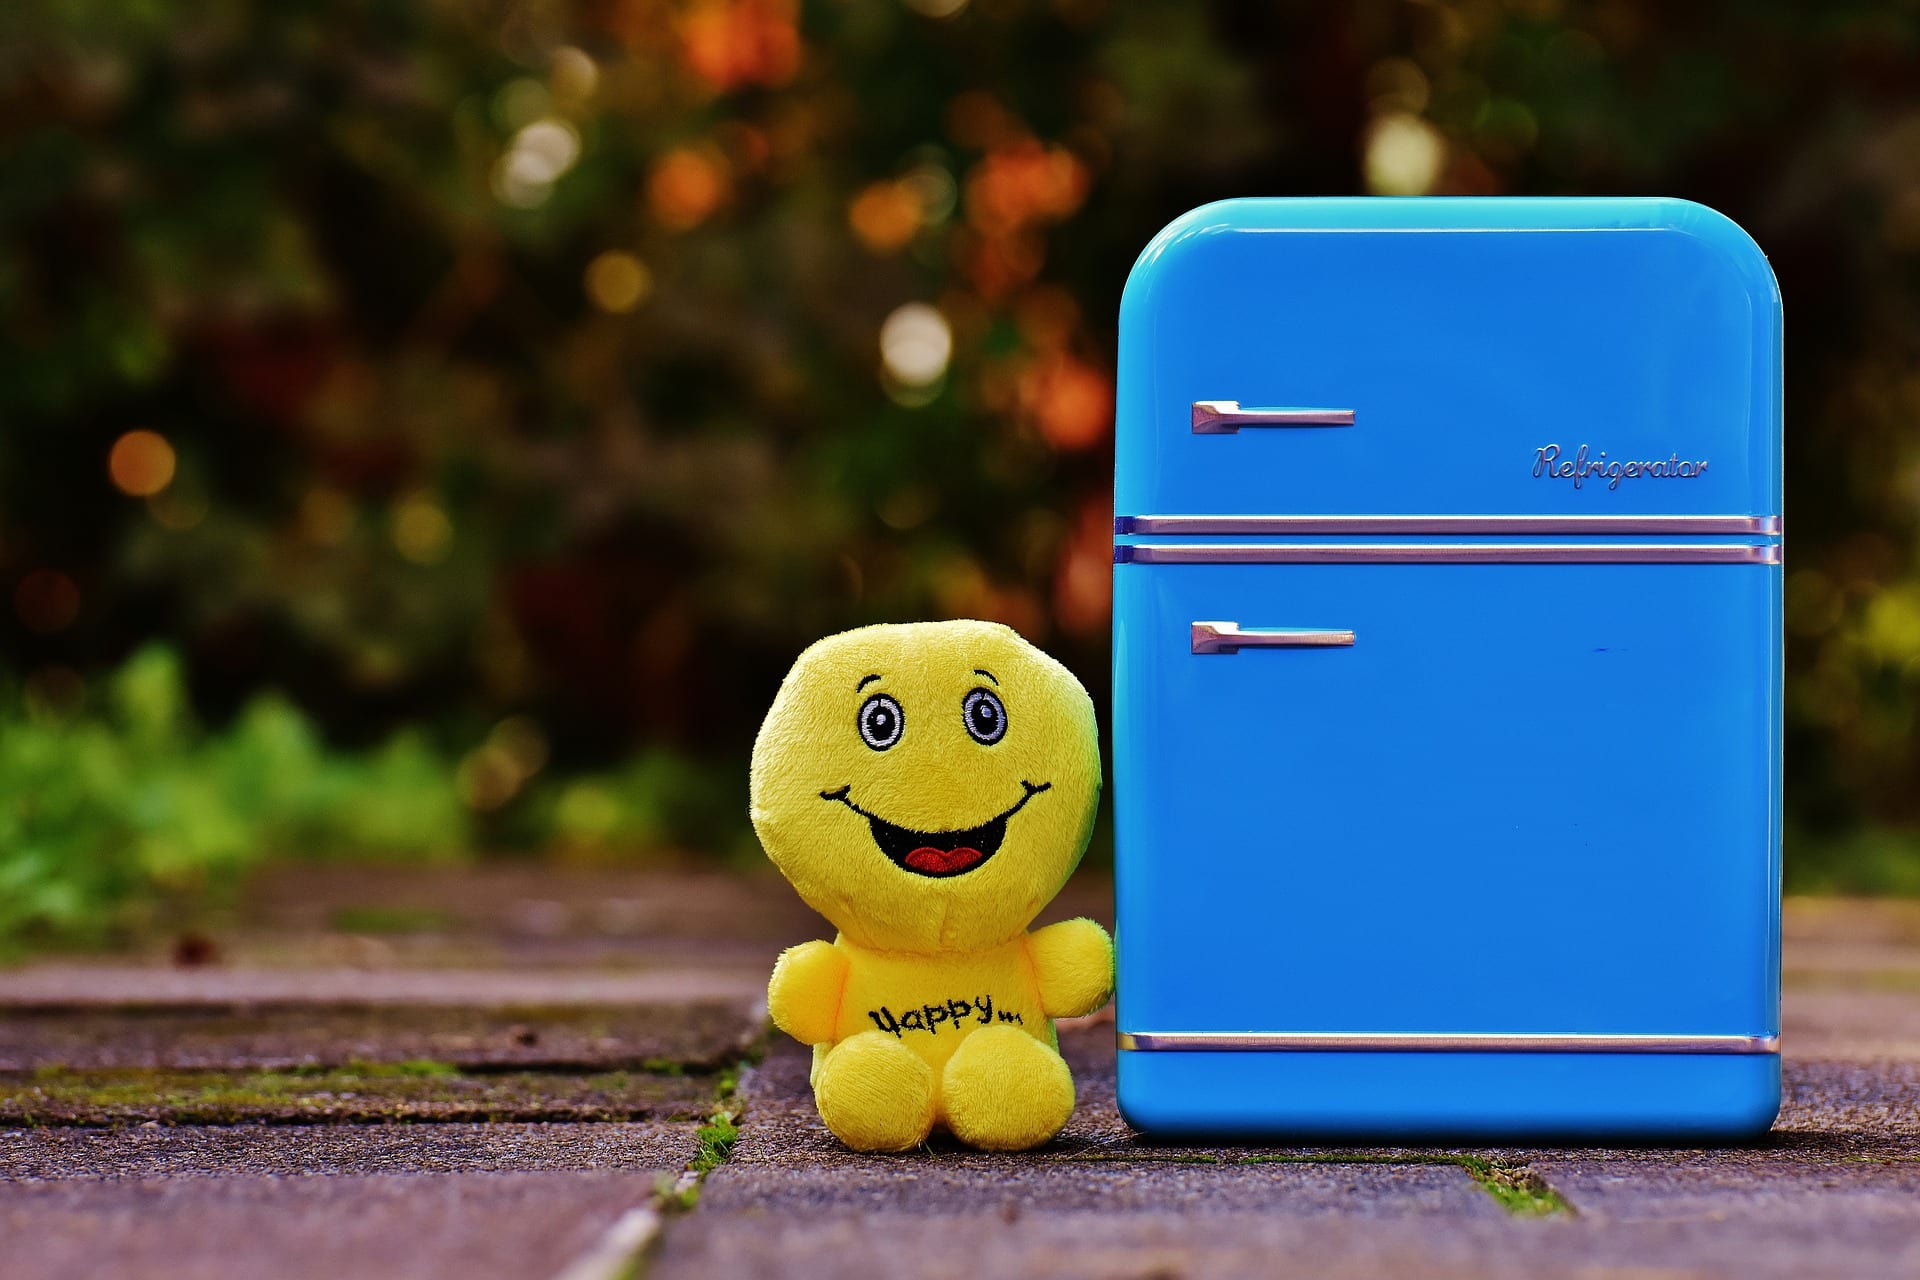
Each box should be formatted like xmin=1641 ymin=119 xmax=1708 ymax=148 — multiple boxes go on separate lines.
xmin=0 ymin=645 xmax=751 ymax=952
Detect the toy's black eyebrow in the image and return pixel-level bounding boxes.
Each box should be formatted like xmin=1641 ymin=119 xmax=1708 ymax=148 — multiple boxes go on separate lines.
xmin=973 ymin=668 xmax=999 ymax=685
xmin=856 ymin=674 xmax=882 ymax=691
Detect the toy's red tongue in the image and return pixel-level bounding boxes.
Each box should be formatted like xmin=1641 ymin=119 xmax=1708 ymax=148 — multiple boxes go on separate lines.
xmin=904 ymin=845 xmax=985 ymax=875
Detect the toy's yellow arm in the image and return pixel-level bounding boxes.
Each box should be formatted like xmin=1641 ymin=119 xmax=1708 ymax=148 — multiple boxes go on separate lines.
xmin=768 ymin=940 xmax=851 ymax=1046
xmin=1027 ymin=918 xmax=1114 ymax=1019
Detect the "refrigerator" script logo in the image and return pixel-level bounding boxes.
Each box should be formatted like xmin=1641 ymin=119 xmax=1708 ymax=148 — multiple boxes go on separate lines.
xmin=1533 ymin=444 xmax=1710 ymax=491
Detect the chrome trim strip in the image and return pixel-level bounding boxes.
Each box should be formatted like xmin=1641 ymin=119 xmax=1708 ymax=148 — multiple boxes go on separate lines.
xmin=1192 ymin=621 xmax=1354 ymax=654
xmin=1119 ymin=514 xmax=1783 ymax=536
xmin=1192 ymin=400 xmax=1355 ymax=433
xmin=1117 ymin=1032 xmax=1781 ymax=1055
xmin=1118 ymin=543 xmax=1781 ymax=565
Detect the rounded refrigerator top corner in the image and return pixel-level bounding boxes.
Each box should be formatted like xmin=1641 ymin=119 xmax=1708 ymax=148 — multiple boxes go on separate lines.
xmin=1650 ymin=199 xmax=1783 ymax=315
xmin=1124 ymin=197 xmax=1781 ymax=315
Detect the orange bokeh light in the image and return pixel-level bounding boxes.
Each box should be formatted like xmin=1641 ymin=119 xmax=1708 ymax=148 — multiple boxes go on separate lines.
xmin=648 ymin=147 xmax=731 ymax=230
xmin=585 ymin=250 xmax=654 ymax=313
xmin=962 ymin=229 xmax=1045 ymax=300
xmin=1019 ymin=353 xmax=1112 ymax=451
xmin=848 ymin=181 xmax=922 ymax=254
xmin=965 ymin=141 xmax=1090 ymax=237
xmin=955 ymin=138 xmax=1090 ymax=298
xmin=1053 ymin=499 xmax=1112 ymax=636
xmin=678 ymin=0 xmax=800 ymax=92
xmin=108 ymin=429 xmax=177 ymax=497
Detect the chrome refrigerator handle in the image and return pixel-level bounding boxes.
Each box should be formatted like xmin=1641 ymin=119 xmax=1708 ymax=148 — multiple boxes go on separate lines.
xmin=1191 ymin=622 xmax=1356 ymax=654
xmin=1191 ymin=400 xmax=1355 ymax=432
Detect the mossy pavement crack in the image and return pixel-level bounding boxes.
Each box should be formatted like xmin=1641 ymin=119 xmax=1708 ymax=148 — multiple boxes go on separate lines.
xmin=655 ymin=1061 xmax=747 ymax=1214
xmin=1451 ymin=1155 xmax=1575 ymax=1216
xmin=1066 ymin=1148 xmax=1575 ymax=1216
xmin=0 ymin=1059 xmax=722 ymax=1129
xmin=549 ymin=1056 xmax=754 ymax=1280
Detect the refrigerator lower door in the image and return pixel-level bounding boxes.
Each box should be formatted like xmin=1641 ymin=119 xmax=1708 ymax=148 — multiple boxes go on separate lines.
xmin=1113 ymin=557 xmax=1782 ymax=1140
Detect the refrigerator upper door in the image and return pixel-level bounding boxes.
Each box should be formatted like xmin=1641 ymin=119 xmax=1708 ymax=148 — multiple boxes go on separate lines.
xmin=1115 ymin=198 xmax=1782 ymax=520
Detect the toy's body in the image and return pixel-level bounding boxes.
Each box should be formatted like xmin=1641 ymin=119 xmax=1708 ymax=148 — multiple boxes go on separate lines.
xmin=752 ymin=620 xmax=1109 ymax=1151
xmin=769 ymin=920 xmax=1110 ymax=1150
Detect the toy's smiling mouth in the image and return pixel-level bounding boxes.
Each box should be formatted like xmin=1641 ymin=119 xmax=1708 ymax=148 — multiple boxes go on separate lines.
xmin=818 ymin=781 xmax=1050 ymax=878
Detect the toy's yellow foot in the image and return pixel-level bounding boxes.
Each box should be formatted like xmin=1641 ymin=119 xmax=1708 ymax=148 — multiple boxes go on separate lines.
xmin=941 ymin=1025 xmax=1075 ymax=1151
xmin=814 ymin=1031 xmax=937 ymax=1152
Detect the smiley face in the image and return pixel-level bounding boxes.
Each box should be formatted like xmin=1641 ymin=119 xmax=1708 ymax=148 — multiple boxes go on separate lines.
xmin=821 ymin=675 xmax=1046 ymax=879
xmin=750 ymin=620 xmax=1101 ymax=952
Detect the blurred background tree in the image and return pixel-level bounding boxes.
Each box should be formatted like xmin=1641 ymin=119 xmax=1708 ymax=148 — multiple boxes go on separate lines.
xmin=1 ymin=0 xmax=1917 ymax=944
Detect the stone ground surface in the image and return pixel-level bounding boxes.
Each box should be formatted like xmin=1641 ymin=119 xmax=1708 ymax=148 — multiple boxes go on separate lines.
xmin=0 ymin=865 xmax=1916 ymax=1279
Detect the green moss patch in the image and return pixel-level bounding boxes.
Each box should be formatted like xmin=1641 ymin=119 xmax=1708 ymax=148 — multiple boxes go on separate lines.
xmin=690 ymin=1110 xmax=739 ymax=1176
xmin=1453 ymin=1155 xmax=1573 ymax=1216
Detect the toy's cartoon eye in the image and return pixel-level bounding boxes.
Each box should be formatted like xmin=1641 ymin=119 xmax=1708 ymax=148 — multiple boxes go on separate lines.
xmin=962 ymin=688 xmax=1007 ymax=745
xmin=857 ymin=693 xmax=905 ymax=751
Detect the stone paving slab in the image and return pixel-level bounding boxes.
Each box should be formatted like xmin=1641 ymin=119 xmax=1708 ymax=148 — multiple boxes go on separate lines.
xmin=0 ymin=1122 xmax=695 ymax=1280
xmin=2 ymin=870 xmax=1917 ymax=1280
xmin=0 ymin=1119 xmax=692 ymax=1180
xmin=654 ymin=1209 xmax=1920 ymax=1280
xmin=1780 ymin=988 xmax=1920 ymax=1059
xmin=1782 ymin=895 xmax=1920 ymax=945
xmin=687 ymin=1029 xmax=1502 ymax=1215
xmin=0 ymin=968 xmax=763 ymax=1072
xmin=139 ymin=864 xmax=834 ymax=974
xmin=654 ymin=1007 xmax=1920 ymax=1280
xmin=0 ymin=1171 xmax=668 ymax=1280
xmin=234 ymin=865 xmax=826 ymax=966
xmin=1529 ymin=1152 xmax=1920 ymax=1223
xmin=653 ymin=1028 xmax=1522 ymax=1280
xmin=106 ymin=863 xmax=1113 ymax=972
xmin=1778 ymin=1057 xmax=1920 ymax=1142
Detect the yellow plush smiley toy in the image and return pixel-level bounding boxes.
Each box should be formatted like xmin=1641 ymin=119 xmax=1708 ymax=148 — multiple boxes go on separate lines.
xmin=750 ymin=620 xmax=1112 ymax=1152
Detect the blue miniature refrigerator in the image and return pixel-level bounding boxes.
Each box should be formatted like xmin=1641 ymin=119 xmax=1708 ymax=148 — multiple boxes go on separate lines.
xmin=1112 ymin=198 xmax=1783 ymax=1140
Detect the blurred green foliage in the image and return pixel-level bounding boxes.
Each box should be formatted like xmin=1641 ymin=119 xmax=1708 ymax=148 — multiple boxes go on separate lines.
xmin=0 ymin=0 xmax=1918 ymax=944
xmin=0 ymin=645 xmax=746 ymax=949
xmin=0 ymin=646 xmax=455 ymax=947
